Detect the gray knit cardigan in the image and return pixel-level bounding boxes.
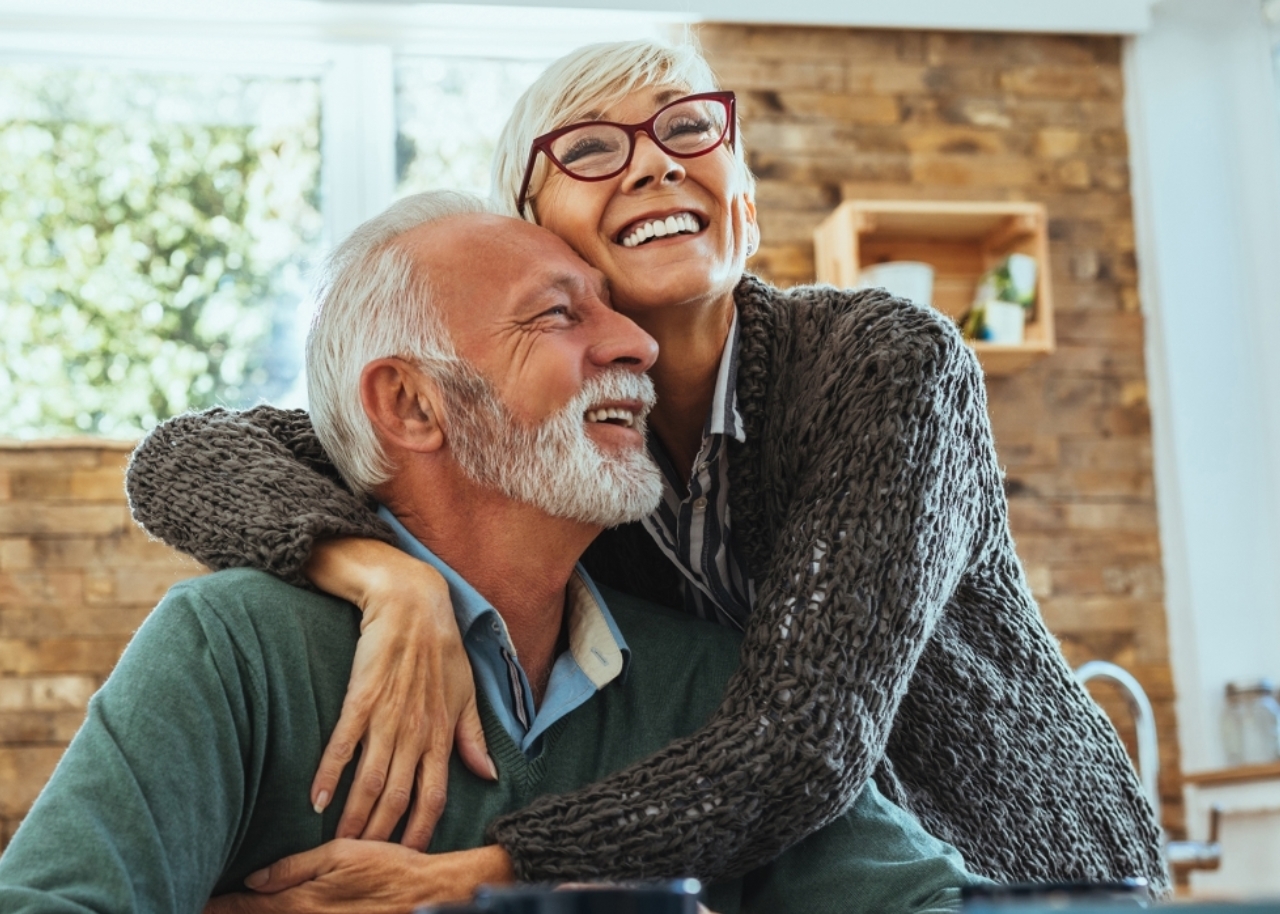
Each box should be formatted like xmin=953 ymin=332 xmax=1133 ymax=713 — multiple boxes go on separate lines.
xmin=125 ymin=276 xmax=1168 ymax=893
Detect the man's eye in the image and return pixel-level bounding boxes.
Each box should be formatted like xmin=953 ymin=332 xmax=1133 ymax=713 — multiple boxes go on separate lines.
xmin=542 ymin=306 xmax=571 ymax=319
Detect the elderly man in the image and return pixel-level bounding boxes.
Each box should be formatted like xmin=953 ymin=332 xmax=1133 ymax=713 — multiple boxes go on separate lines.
xmin=0 ymin=191 xmax=976 ymax=914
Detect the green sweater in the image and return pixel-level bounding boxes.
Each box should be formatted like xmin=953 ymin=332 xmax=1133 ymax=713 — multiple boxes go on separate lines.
xmin=0 ymin=569 xmax=972 ymax=913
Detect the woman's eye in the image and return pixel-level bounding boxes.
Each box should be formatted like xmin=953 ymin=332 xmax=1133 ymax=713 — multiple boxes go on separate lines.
xmin=559 ymin=136 xmax=618 ymax=166
xmin=662 ymin=116 xmax=714 ymax=140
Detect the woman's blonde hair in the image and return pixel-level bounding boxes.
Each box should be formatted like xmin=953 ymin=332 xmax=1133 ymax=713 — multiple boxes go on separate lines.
xmin=490 ymin=38 xmax=754 ymax=220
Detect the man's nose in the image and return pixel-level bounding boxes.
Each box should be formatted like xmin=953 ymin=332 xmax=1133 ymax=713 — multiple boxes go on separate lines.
xmin=588 ymin=307 xmax=659 ymax=375
xmin=621 ymin=131 xmax=686 ymax=193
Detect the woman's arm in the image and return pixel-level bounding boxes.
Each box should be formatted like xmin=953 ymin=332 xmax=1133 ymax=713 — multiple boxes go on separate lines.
xmin=485 ymin=314 xmax=989 ymax=881
xmin=126 ymin=406 xmax=494 ymax=848
xmin=126 ymin=406 xmax=397 ymax=584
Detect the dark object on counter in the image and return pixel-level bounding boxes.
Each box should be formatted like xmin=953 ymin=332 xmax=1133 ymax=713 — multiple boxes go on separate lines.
xmin=962 ymin=877 xmax=1150 ymax=907
xmin=417 ymin=880 xmax=702 ymax=914
xmin=967 ymin=901 xmax=1280 ymax=906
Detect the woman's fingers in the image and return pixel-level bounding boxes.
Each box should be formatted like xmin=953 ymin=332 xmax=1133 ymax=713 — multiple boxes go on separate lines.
xmin=335 ymin=731 xmax=392 ymax=839
xmin=361 ymin=736 xmax=421 ymax=842
xmin=399 ymin=749 xmax=451 ymax=850
xmin=311 ymin=708 xmax=364 ymax=814
xmin=454 ymin=692 xmax=496 ymax=782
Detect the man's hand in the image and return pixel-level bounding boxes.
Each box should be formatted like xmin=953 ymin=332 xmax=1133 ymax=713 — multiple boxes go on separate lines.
xmin=203 ymin=840 xmax=514 ymax=914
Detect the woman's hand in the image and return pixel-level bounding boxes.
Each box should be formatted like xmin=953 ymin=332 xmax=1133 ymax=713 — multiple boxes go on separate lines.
xmin=203 ymin=840 xmax=515 ymax=914
xmin=305 ymin=539 xmax=497 ymax=849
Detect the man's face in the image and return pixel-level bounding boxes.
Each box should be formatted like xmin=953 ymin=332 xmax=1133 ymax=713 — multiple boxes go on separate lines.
xmin=406 ymin=214 xmax=664 ymax=527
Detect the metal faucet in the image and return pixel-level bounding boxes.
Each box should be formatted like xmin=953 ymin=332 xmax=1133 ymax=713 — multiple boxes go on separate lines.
xmin=1074 ymin=660 xmax=1221 ymax=878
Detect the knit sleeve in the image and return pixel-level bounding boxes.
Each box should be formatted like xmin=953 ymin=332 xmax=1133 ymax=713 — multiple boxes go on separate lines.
xmin=125 ymin=406 xmax=395 ymax=587
xmin=486 ymin=303 xmax=993 ymax=882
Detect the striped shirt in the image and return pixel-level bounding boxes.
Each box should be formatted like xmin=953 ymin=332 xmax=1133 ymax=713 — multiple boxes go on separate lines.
xmin=642 ymin=310 xmax=755 ymax=631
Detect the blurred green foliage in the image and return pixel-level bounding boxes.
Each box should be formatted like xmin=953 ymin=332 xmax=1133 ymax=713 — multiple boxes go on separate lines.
xmin=0 ymin=67 xmax=321 ymax=439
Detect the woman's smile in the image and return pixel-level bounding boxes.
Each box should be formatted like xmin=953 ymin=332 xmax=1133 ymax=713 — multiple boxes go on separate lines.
xmin=615 ymin=210 xmax=706 ymax=248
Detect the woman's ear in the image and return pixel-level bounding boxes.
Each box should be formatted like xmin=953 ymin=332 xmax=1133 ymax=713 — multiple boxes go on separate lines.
xmin=741 ymin=196 xmax=759 ymax=257
xmin=360 ymin=358 xmax=446 ymax=454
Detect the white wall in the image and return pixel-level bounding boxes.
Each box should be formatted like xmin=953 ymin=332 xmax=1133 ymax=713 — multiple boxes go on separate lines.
xmin=1126 ymin=0 xmax=1280 ymax=774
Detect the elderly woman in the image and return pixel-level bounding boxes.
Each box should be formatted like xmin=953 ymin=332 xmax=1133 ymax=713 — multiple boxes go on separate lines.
xmin=127 ymin=39 xmax=1166 ymax=892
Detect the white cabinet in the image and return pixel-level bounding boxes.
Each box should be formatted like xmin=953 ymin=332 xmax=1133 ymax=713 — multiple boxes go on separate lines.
xmin=1183 ymin=763 xmax=1280 ymax=897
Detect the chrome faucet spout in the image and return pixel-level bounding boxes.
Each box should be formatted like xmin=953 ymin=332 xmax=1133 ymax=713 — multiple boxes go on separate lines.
xmin=1074 ymin=660 xmax=1161 ymax=826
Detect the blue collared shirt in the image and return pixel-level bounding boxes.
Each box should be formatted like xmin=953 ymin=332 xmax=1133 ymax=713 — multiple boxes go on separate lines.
xmin=377 ymin=506 xmax=631 ymax=756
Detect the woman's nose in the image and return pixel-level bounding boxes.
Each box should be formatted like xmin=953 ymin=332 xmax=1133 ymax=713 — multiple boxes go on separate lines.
xmin=622 ymin=131 xmax=686 ymax=193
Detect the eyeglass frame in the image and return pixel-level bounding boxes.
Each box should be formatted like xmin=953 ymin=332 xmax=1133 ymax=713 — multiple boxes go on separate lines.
xmin=515 ymin=90 xmax=737 ymax=218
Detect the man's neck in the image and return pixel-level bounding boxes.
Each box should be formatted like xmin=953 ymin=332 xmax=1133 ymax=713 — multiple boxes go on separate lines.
xmin=380 ymin=471 xmax=599 ymax=697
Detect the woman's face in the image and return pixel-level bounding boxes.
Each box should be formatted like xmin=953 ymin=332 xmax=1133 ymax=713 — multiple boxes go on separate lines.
xmin=532 ymin=86 xmax=757 ymax=320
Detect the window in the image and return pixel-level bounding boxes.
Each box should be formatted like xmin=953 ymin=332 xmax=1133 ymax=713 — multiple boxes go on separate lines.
xmin=0 ymin=63 xmax=322 ymax=436
xmin=1 ymin=1 xmax=679 ymax=439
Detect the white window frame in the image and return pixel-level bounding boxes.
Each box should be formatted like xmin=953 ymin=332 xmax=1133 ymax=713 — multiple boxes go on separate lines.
xmin=0 ymin=0 xmax=682 ymax=249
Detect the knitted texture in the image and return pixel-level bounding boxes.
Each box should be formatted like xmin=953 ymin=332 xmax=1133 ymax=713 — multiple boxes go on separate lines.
xmin=126 ymin=406 xmax=397 ymax=588
xmin=124 ymin=277 xmax=1167 ymax=893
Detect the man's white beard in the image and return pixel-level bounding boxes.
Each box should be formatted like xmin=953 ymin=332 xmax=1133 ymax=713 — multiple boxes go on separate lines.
xmin=438 ymin=366 xmax=663 ymax=528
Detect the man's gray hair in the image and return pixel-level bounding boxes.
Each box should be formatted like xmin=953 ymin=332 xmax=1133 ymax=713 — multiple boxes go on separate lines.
xmin=306 ymin=190 xmax=490 ymax=497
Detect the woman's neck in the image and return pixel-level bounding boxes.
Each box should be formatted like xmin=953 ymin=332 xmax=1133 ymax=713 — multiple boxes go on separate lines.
xmin=630 ymin=296 xmax=735 ymax=481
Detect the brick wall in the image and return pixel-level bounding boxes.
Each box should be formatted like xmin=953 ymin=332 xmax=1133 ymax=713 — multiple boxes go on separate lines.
xmin=0 ymin=441 xmax=200 ymax=849
xmin=697 ymin=24 xmax=1182 ymax=835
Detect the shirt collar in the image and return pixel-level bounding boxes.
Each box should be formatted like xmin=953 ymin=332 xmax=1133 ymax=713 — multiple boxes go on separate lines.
xmin=375 ymin=505 xmax=629 ymax=686
xmin=708 ymin=307 xmax=746 ymax=442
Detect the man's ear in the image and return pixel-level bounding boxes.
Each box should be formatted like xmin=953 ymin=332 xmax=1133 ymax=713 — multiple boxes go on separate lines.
xmin=360 ymin=358 xmax=446 ymax=454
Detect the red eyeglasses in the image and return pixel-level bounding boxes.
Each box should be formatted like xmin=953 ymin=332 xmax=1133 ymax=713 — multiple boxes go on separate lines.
xmin=516 ymin=91 xmax=736 ymax=217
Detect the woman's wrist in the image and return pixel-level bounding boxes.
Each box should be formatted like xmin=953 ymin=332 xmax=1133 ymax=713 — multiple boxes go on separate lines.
xmin=305 ymin=537 xmax=447 ymax=617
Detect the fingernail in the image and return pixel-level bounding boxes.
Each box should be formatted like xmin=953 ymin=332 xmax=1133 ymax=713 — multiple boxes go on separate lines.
xmin=487 ymin=755 xmax=499 ymax=781
xmin=244 ymin=868 xmax=269 ymax=889
xmin=313 ymin=790 xmax=329 ymax=814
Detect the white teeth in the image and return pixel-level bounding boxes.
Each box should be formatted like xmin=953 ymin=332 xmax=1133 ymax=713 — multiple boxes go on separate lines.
xmin=585 ymin=408 xmax=636 ymax=428
xmin=620 ymin=212 xmax=701 ymax=248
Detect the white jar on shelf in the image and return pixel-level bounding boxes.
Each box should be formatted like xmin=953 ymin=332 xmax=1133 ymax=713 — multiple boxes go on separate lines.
xmin=1222 ymin=678 xmax=1280 ymax=766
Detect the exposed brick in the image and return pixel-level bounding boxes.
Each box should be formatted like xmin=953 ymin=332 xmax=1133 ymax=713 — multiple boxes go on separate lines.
xmin=70 ymin=467 xmax=127 ymax=502
xmin=751 ymin=244 xmax=815 ymax=282
xmin=0 ymin=637 xmax=130 ymax=675
xmin=0 ymin=676 xmax=99 ymax=713
xmin=769 ymin=93 xmax=901 ymax=126
xmin=902 ymin=125 xmax=1006 ymax=156
xmin=999 ymin=65 xmax=1124 ymax=100
xmin=710 ymin=59 xmax=845 ymax=92
xmin=846 ymin=64 xmax=930 ymax=95
xmin=0 ymin=538 xmax=34 ymax=571
xmin=0 ymin=450 xmax=102 ymax=472
xmin=0 ymin=602 xmax=152 ymax=640
xmin=0 ymin=572 xmax=83 ymax=607
xmin=0 ymin=747 xmax=64 ymax=816
xmin=909 ymin=154 xmax=1048 ymax=188
xmin=0 ymin=504 xmax=129 ymax=537
xmin=1036 ymin=128 xmax=1083 ymax=158
xmin=0 ymin=710 xmax=88 ymax=744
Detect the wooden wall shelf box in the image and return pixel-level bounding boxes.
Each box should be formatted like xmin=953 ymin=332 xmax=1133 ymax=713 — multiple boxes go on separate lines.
xmin=813 ymin=200 xmax=1055 ymax=377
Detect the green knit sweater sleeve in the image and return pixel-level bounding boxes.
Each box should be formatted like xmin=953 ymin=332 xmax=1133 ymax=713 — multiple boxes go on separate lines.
xmin=125 ymin=405 xmax=395 ymax=587
xmin=0 ymin=580 xmax=262 ymax=914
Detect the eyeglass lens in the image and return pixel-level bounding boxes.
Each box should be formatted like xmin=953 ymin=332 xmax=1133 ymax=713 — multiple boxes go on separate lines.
xmin=548 ymin=97 xmax=729 ymax=178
